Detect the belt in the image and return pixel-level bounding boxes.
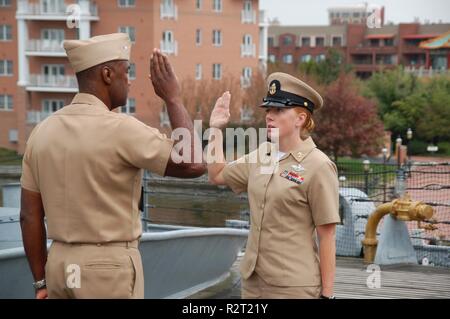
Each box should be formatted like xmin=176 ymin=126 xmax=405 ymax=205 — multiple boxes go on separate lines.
xmin=58 ymin=239 xmax=140 ymax=249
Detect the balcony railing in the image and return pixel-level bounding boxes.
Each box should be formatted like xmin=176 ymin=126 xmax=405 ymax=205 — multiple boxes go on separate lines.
xmin=241 ymin=10 xmax=256 ymax=24
xmin=404 ymin=66 xmax=449 ymax=77
xmin=160 ymin=41 xmax=178 ymax=55
xmin=241 ymin=44 xmax=256 ymax=57
xmin=160 ymin=4 xmax=177 ymax=19
xmin=27 ymin=74 xmax=78 ymax=92
xmin=17 ymin=0 xmax=98 ymax=20
xmin=27 ymin=111 xmax=52 ymax=124
xmin=26 ymin=39 xmax=65 ymax=55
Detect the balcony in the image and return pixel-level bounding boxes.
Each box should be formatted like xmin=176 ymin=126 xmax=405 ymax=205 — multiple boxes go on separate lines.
xmin=160 ymin=41 xmax=178 ymax=55
xmin=160 ymin=4 xmax=177 ymax=20
xmin=16 ymin=0 xmax=99 ymax=21
xmin=27 ymin=74 xmax=78 ymax=93
xmin=27 ymin=111 xmax=52 ymax=124
xmin=241 ymin=10 xmax=256 ymax=24
xmin=26 ymin=40 xmax=66 ymax=57
xmin=241 ymin=44 xmax=256 ymax=57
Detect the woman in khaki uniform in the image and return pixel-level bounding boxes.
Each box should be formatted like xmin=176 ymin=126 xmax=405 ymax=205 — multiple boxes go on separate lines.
xmin=207 ymin=73 xmax=340 ymax=299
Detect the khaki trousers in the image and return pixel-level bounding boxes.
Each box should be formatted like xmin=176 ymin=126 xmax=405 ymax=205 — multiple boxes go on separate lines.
xmin=45 ymin=240 xmax=144 ymax=299
xmin=241 ymin=271 xmax=321 ymax=299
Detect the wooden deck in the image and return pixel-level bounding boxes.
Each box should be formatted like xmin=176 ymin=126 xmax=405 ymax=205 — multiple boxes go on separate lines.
xmin=190 ymin=255 xmax=450 ymax=299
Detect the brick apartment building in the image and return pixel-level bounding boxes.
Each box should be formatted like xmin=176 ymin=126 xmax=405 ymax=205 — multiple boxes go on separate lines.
xmin=268 ymin=5 xmax=450 ymax=78
xmin=0 ymin=0 xmax=269 ymax=154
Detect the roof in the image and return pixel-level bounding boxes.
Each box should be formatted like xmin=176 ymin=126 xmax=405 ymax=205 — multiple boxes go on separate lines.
xmin=403 ymin=34 xmax=439 ymax=40
xmin=365 ymin=34 xmax=395 ymax=40
xmin=420 ymin=31 xmax=450 ymax=49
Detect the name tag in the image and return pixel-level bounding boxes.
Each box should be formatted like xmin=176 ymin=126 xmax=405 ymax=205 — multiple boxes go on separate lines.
xmin=280 ymin=170 xmax=304 ymax=185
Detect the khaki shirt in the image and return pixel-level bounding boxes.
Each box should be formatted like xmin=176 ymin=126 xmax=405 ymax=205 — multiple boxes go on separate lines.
xmin=223 ymin=137 xmax=340 ymax=286
xmin=20 ymin=93 xmax=174 ymax=243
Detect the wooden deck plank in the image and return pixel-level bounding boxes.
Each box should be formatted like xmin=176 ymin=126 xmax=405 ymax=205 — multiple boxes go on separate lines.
xmin=189 ymin=256 xmax=450 ymax=299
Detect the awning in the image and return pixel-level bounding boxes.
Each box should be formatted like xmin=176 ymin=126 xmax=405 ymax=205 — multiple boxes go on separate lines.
xmin=365 ymin=34 xmax=395 ymax=40
xmin=403 ymin=34 xmax=438 ymax=40
xmin=419 ymin=31 xmax=450 ymax=49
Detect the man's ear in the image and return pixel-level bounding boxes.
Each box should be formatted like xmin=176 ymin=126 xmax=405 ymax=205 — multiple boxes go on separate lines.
xmin=100 ymin=66 xmax=113 ymax=85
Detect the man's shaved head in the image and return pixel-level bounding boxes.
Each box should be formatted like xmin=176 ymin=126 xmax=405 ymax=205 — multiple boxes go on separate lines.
xmin=76 ymin=60 xmax=130 ymax=110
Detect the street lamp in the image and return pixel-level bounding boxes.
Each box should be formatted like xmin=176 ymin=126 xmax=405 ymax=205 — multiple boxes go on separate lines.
xmin=339 ymin=175 xmax=346 ymax=187
xmin=396 ymin=136 xmax=402 ymax=169
xmin=382 ymin=148 xmax=388 ymax=202
xmin=363 ymin=159 xmax=370 ymax=196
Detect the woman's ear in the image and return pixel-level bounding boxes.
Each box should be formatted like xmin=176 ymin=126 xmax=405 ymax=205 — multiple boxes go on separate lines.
xmin=296 ymin=111 xmax=307 ymax=128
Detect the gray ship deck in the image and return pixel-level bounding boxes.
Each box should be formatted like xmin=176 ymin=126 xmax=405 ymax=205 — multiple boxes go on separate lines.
xmin=190 ymin=256 xmax=450 ymax=299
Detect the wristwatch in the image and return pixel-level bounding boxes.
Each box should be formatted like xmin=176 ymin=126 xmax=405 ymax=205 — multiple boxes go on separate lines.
xmin=33 ymin=278 xmax=47 ymax=290
xmin=320 ymin=294 xmax=336 ymax=299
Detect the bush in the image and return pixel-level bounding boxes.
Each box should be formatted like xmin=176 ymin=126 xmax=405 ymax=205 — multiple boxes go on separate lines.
xmin=408 ymin=140 xmax=428 ymax=155
xmin=437 ymin=141 xmax=450 ymax=156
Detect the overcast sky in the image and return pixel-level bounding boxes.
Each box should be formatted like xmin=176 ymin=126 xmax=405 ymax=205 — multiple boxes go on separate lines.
xmin=259 ymin=0 xmax=450 ymax=25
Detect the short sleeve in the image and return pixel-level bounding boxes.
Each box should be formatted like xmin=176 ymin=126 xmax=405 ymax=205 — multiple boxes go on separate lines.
xmin=20 ymin=142 xmax=39 ymax=193
xmin=117 ymin=117 xmax=174 ymax=176
xmin=307 ymin=161 xmax=341 ymax=226
xmin=222 ymin=155 xmax=250 ymax=194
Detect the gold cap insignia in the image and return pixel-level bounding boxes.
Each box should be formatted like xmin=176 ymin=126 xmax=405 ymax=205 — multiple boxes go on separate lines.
xmin=269 ymin=83 xmax=277 ymax=95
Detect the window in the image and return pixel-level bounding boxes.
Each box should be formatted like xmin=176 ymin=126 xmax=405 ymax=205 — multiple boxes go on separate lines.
xmin=118 ymin=0 xmax=135 ymax=7
xmin=212 ymin=30 xmax=222 ymax=46
xmin=301 ymin=37 xmax=310 ymax=47
xmin=0 ymin=60 xmax=13 ymax=76
xmin=315 ymin=37 xmax=325 ymax=47
xmin=316 ymin=54 xmax=326 ymax=62
xmin=196 ymin=29 xmax=202 ymax=46
xmin=241 ymin=67 xmax=252 ymax=88
xmin=353 ymin=12 xmax=360 ymax=18
xmin=268 ymin=37 xmax=274 ymax=47
xmin=195 ymin=64 xmax=202 ymax=80
xmin=213 ymin=0 xmax=222 ymax=12
xmin=242 ymin=34 xmax=254 ymax=56
xmin=129 ymin=63 xmax=136 ymax=80
xmin=282 ymin=54 xmax=293 ymax=64
xmin=300 ymin=54 xmax=312 ymax=63
xmin=160 ymin=104 xmax=170 ymax=127
xmin=243 ymin=0 xmax=252 ymax=11
xmin=119 ymin=26 xmax=135 ymax=43
xmin=0 ymin=0 xmax=11 ymax=6
xmin=42 ymin=100 xmax=64 ymax=113
xmin=41 ymin=0 xmax=65 ymax=13
xmin=384 ymin=38 xmax=394 ymax=46
xmin=161 ymin=0 xmax=177 ymax=19
xmin=42 ymin=64 xmax=65 ymax=77
xmin=196 ymin=0 xmax=202 ymax=10
xmin=269 ymin=54 xmax=276 ymax=63
xmin=282 ymin=36 xmax=293 ymax=46
xmin=121 ymin=98 xmax=136 ymax=114
xmin=212 ymin=63 xmax=222 ymax=80
xmin=42 ymin=29 xmax=64 ymax=42
xmin=332 ymin=36 xmax=342 ymax=47
xmin=240 ymin=105 xmax=253 ymax=122
xmin=0 ymin=95 xmax=13 ymax=111
xmin=161 ymin=30 xmax=177 ymax=54
xmin=0 ymin=25 xmax=12 ymax=41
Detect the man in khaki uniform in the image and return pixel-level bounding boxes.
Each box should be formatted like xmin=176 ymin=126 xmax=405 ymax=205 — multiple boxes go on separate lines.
xmin=20 ymin=33 xmax=205 ymax=299
xmin=208 ymin=74 xmax=341 ymax=298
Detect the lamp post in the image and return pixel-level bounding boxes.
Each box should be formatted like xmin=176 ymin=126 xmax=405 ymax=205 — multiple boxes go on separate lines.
xmin=382 ymin=148 xmax=388 ymax=202
xmin=363 ymin=159 xmax=371 ymax=196
xmin=396 ymin=136 xmax=402 ymax=169
xmin=406 ymin=127 xmax=413 ymax=160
